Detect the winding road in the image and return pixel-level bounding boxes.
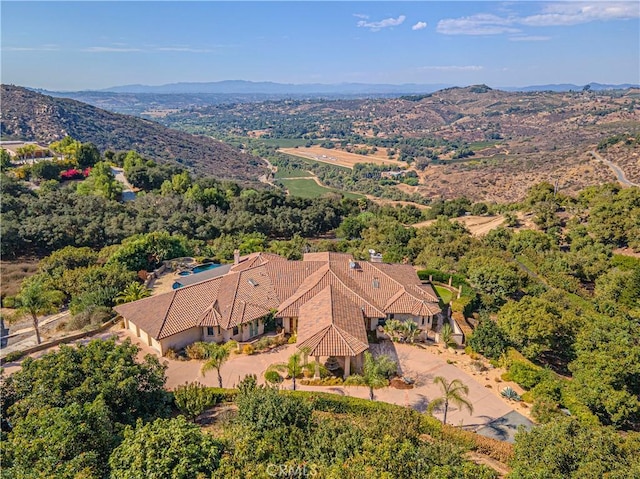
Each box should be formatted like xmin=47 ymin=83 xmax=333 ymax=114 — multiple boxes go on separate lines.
xmin=589 ymin=150 xmax=639 ymax=187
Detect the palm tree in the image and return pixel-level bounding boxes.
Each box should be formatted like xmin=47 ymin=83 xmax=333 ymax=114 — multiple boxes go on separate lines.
xmin=382 ymin=319 xmax=404 ymax=342
xmin=362 ymin=351 xmax=389 ymax=400
xmin=402 ymin=320 xmax=420 ymax=343
xmin=287 ymin=352 xmax=303 ymax=391
xmin=427 ymin=376 xmax=473 ymax=425
xmin=115 ymin=282 xmax=151 ymax=305
xmin=201 ymin=343 xmax=233 ymax=388
xmin=15 ymin=279 xmax=63 ymax=345
xmin=440 ymin=323 xmax=456 ymax=348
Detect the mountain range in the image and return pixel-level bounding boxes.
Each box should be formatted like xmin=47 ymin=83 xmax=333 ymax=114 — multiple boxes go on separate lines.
xmin=0 ymin=85 xmax=265 ymax=181
xmin=30 ymin=80 xmax=639 ymax=96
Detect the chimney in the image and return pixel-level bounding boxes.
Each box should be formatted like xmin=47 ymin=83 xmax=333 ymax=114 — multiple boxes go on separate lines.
xmin=234 ymin=249 xmax=240 ymax=265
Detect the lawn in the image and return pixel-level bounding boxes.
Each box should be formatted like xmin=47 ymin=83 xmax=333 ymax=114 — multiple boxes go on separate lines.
xmin=434 ymin=285 xmax=453 ymax=305
xmin=274 ymin=167 xmax=311 ymax=179
xmin=279 ymin=178 xmax=362 ymax=199
xmin=257 ymin=138 xmax=314 ymax=148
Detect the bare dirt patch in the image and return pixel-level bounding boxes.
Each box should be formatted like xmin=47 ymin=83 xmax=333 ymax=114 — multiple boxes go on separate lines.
xmin=1 ymin=259 xmax=40 ymax=300
xmin=280 ymin=146 xmax=407 ymax=169
xmin=412 ymin=215 xmax=506 ymax=236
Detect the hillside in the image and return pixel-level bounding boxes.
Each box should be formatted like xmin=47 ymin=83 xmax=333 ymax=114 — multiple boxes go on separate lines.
xmin=0 ymin=85 xmax=265 ymax=182
xmin=160 ymin=85 xmax=640 ymax=201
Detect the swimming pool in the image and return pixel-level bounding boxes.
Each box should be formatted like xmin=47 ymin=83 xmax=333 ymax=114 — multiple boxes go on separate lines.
xmin=173 ymin=263 xmax=222 ymax=288
xmin=178 ymin=263 xmax=221 ymax=276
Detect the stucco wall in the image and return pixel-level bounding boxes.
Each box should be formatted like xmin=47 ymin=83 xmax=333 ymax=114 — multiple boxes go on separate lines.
xmin=160 ymin=328 xmax=203 ymax=354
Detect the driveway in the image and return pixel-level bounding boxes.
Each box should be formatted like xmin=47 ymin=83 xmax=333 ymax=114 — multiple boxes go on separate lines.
xmin=4 ymin=328 xmax=517 ymax=430
xmin=122 ymin=331 xmax=515 ymax=429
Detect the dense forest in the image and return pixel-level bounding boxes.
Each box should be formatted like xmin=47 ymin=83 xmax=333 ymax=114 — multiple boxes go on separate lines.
xmin=1 ymin=137 xmax=640 ymax=477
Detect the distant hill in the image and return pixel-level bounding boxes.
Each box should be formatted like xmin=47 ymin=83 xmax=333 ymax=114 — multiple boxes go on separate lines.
xmin=0 ymin=85 xmax=265 ymax=181
xmin=502 ymin=82 xmax=639 ymax=92
xmin=99 ymin=80 xmax=453 ymax=95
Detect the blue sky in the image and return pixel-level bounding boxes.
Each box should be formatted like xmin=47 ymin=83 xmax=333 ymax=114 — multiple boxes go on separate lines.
xmin=2 ymin=1 xmax=639 ymax=90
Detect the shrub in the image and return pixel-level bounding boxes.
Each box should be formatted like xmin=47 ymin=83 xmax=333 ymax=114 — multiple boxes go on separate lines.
xmin=343 ymin=374 xmax=366 ymax=386
xmin=185 ymin=342 xmax=209 ymax=360
xmin=531 ymin=399 xmax=563 ymax=423
xmin=2 ymin=296 xmax=16 ymax=308
xmin=173 ymin=382 xmax=216 ymax=420
xmin=4 ymin=350 xmax=26 ymax=363
xmin=501 ymin=387 xmax=521 ymax=401
xmin=507 ymin=361 xmax=546 ymax=390
xmin=287 ymin=334 xmax=297 ymax=344
xmin=164 ymin=348 xmax=179 ymax=360
xmin=242 ymin=344 xmax=255 ymax=355
xmin=264 ymin=370 xmax=283 ymax=385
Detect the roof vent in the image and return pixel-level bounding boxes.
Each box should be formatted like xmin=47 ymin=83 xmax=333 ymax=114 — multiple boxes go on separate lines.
xmin=349 ymin=261 xmax=360 ymax=269
xmin=248 ymin=278 xmax=258 ymax=287
xmin=372 ymin=278 xmax=380 ymax=288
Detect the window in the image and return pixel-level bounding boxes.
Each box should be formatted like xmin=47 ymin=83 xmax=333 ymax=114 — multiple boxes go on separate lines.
xmin=207 ymin=327 xmax=215 ymax=336
xmin=233 ymin=326 xmax=239 ymax=336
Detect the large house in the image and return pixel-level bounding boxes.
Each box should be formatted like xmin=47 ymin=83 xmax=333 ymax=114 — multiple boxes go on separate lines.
xmin=114 ymin=252 xmax=442 ymax=377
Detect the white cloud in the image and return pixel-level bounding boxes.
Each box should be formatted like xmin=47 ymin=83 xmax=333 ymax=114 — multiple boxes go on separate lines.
xmin=357 ymin=15 xmax=406 ymax=32
xmin=157 ymin=47 xmax=214 ymax=53
xmin=509 ymin=35 xmax=551 ymax=42
xmin=412 ymin=21 xmax=428 ymax=31
xmin=353 ymin=13 xmax=369 ymax=20
xmin=520 ymin=2 xmax=639 ymax=27
xmin=82 ymin=46 xmax=143 ymax=53
xmin=437 ymin=2 xmax=639 ymax=35
xmin=419 ymin=65 xmax=484 ymax=72
xmin=437 ymin=13 xmax=520 ymax=35
xmin=3 ymin=45 xmax=59 ymax=52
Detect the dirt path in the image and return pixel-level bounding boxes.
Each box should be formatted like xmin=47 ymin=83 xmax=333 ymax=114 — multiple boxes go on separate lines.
xmin=590 ymin=150 xmax=639 ymax=187
xmin=258 ymin=157 xmax=276 ymax=186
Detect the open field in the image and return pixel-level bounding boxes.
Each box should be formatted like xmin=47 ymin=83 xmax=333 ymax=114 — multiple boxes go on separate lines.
xmin=273 ymin=166 xmax=312 ymax=179
xmin=256 ymin=138 xmax=313 ymax=148
xmin=279 ymin=178 xmax=363 ymax=199
xmin=280 ymin=146 xmax=408 ymax=169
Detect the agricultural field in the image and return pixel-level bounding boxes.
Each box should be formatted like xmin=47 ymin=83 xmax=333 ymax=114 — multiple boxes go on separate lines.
xmin=273 ymin=166 xmax=312 ymax=179
xmin=280 ymin=146 xmax=407 ymax=169
xmin=278 ymin=178 xmax=362 ymax=199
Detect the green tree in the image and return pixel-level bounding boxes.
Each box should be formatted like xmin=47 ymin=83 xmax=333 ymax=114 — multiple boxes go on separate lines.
xmin=468 ymin=319 xmax=509 ymax=359
xmin=362 ymin=351 xmax=391 ymax=400
xmin=15 ymin=278 xmax=64 ymax=344
xmin=0 ymin=397 xmax=117 ymax=479
xmin=466 ymin=255 xmax=523 ymax=304
xmin=77 ymin=161 xmax=123 ymax=200
xmin=568 ymin=314 xmax=640 ymax=429
xmin=287 ymin=352 xmax=303 ymax=391
xmin=427 ymin=376 xmax=473 ymax=425
xmin=1 ymin=337 xmax=169 ymax=426
xmin=510 ymin=417 xmax=640 ymax=479
xmin=115 ymin=281 xmax=151 ymax=304
xmin=497 ymin=297 xmax=560 ymax=361
xmin=201 ymin=342 xmax=234 ymax=388
xmin=76 ymin=142 xmax=101 ymax=168
xmin=109 ymin=416 xmax=223 ymax=479
xmin=173 ymin=382 xmax=215 ymax=421
xmin=0 ymin=148 xmax=12 ymax=170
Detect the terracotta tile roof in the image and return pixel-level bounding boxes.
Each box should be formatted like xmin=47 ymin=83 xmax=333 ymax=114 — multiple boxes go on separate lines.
xmin=303 ymin=252 xmax=354 ymax=262
xmin=231 ymin=252 xmax=286 ymax=272
xmin=297 ymin=286 xmax=369 ymax=357
xmin=116 ymin=253 xmax=441 ymax=343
